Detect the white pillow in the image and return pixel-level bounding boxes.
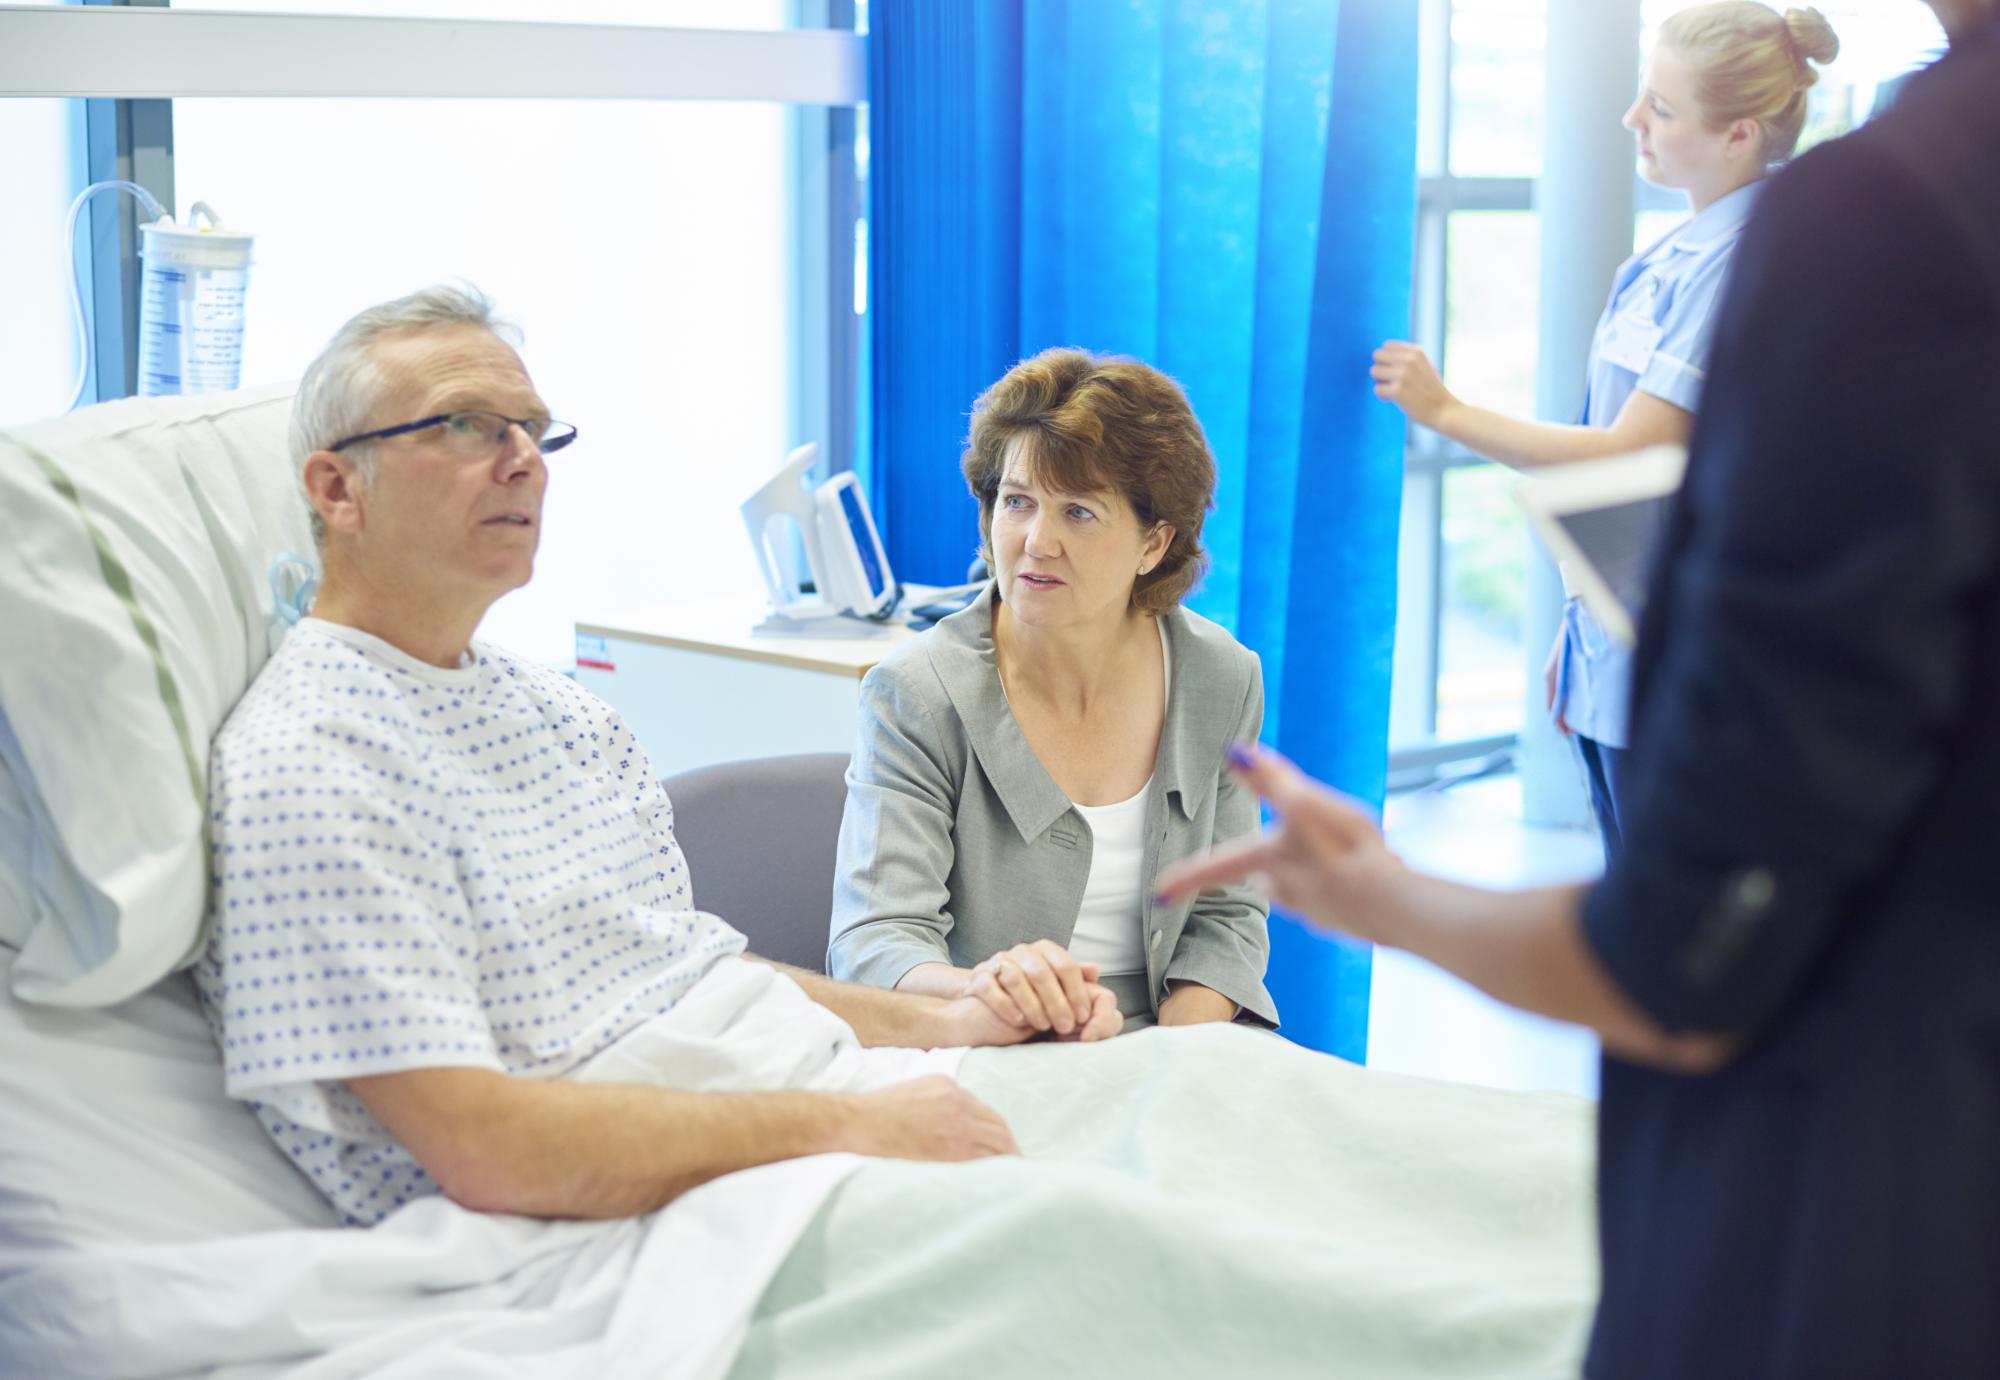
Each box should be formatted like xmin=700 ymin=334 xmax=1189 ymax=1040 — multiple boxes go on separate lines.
xmin=0 ymin=949 xmax=335 ymax=1260
xmin=0 ymin=384 xmax=308 ymax=1006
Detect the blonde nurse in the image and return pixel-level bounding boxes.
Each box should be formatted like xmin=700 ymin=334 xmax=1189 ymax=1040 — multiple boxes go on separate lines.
xmin=1371 ymin=2 xmax=1838 ymax=861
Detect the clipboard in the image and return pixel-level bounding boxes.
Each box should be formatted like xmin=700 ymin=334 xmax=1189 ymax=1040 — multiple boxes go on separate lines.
xmin=1515 ymin=444 xmax=1686 ymax=648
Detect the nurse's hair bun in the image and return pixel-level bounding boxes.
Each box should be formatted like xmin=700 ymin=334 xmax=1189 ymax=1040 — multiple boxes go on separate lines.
xmin=1660 ymin=1 xmax=1843 ymax=164
xmin=1782 ymin=8 xmax=1841 ymax=72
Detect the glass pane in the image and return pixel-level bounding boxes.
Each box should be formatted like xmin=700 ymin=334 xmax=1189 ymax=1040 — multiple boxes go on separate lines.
xmin=1448 ymin=0 xmax=1546 ymax=177
xmin=1444 ymin=210 xmax=1540 ymax=422
xmin=1388 ymin=468 xmax=1442 ymax=751
xmin=174 ymin=95 xmax=790 ymax=667
xmin=1639 ymin=1 xmax=1946 ymax=150
xmin=179 ymin=0 xmax=795 ymax=28
xmin=1437 ymin=463 xmax=1527 ymax=742
xmin=0 ymin=99 xmax=84 ymax=428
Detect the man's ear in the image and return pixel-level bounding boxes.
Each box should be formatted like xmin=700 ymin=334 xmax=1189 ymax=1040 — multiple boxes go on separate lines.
xmin=302 ymin=450 xmax=367 ymax=537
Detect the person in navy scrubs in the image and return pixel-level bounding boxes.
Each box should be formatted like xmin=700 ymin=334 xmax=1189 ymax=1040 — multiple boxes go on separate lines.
xmin=1164 ymin=2 xmax=2000 ymax=1374
xmin=1371 ymin=1 xmax=1837 ymax=862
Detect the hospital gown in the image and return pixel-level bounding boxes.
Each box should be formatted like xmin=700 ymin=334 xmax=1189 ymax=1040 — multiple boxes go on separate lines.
xmin=194 ymin=618 xmax=747 ymax=1225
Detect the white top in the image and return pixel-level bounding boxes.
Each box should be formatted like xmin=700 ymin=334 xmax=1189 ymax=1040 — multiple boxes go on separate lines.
xmin=1064 ymin=623 xmax=1170 ymax=978
xmin=194 ymin=619 xmax=745 ymax=1226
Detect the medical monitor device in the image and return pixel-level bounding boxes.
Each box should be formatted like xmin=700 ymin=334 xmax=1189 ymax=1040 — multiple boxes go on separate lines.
xmin=1515 ymin=444 xmax=1686 ymax=649
xmin=741 ymin=443 xmax=899 ymax=627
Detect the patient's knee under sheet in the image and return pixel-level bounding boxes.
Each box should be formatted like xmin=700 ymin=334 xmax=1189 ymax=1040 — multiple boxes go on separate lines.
xmin=732 ymin=1024 xmax=1598 ymax=1380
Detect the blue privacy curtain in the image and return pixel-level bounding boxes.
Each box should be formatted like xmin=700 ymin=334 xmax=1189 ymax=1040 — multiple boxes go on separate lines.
xmin=868 ymin=0 xmax=1416 ymax=1060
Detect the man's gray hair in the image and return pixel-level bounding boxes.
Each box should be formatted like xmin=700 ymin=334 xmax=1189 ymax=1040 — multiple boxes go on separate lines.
xmin=290 ymin=283 xmax=519 ymax=541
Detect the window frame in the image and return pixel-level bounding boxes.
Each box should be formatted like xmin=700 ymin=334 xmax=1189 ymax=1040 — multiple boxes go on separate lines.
xmin=1389 ymin=0 xmax=1540 ymax=770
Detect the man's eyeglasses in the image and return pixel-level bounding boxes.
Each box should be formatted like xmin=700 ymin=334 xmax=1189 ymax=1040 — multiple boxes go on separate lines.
xmin=329 ymin=410 xmax=579 ymax=458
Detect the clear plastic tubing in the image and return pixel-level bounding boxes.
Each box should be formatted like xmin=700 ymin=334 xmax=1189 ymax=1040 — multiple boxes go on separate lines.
xmin=62 ymin=179 xmax=165 ymax=411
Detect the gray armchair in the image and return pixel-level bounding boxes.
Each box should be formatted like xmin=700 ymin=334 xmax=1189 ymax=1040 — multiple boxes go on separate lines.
xmin=658 ymin=753 xmax=850 ymax=974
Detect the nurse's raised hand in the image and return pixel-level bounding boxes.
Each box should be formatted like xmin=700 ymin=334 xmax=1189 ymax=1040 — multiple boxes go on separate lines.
xmin=1154 ymin=743 xmax=1404 ymax=946
xmin=1371 ymin=341 xmax=1457 ymax=432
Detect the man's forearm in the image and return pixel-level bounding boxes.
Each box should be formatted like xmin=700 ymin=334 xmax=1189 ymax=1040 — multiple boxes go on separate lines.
xmin=748 ymin=955 xmax=955 ymax=1048
xmin=349 ymin=1067 xmax=860 ymax=1220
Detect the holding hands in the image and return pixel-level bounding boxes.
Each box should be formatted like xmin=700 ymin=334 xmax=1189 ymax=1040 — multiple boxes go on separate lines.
xmin=961 ymin=939 xmax=1122 ymax=1042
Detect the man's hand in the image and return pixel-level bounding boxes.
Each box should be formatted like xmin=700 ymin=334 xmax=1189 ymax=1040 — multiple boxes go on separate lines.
xmin=840 ymin=1075 xmax=1020 ymax=1161
xmin=1153 ymin=742 xmax=1406 ymax=945
xmin=960 ymin=939 xmax=1100 ymax=1035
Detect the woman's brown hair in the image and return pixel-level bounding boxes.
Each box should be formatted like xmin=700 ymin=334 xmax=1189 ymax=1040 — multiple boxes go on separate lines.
xmin=962 ymin=348 xmax=1214 ymax=615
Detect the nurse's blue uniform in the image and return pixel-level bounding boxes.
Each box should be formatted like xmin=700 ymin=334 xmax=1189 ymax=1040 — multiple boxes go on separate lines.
xmin=1557 ymin=181 xmax=1759 ymax=860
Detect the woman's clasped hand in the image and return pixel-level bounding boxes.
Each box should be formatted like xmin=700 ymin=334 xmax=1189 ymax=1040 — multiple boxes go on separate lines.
xmin=959 ymin=939 xmax=1122 ymax=1041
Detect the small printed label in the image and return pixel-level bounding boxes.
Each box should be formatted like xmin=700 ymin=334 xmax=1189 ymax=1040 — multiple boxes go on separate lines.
xmin=574 ymin=633 xmax=615 ymax=673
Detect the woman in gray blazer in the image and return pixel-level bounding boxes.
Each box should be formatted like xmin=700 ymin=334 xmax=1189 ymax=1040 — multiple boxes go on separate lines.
xmin=828 ymin=349 xmax=1277 ymax=1035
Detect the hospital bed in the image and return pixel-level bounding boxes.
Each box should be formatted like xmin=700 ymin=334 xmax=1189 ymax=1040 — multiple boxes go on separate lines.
xmin=0 ymin=388 xmax=1601 ymax=1379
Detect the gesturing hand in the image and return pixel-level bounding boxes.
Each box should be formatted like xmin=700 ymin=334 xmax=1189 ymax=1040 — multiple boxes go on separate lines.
xmin=961 ymin=939 xmax=1099 ymax=1036
xmin=1152 ymin=743 xmax=1404 ymax=945
xmin=1370 ymin=340 xmax=1456 ymax=431
xmin=845 ymin=1075 xmax=1019 ymax=1161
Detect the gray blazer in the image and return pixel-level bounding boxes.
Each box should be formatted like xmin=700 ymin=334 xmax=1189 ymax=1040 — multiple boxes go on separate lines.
xmin=827 ymin=587 xmax=1277 ymax=1026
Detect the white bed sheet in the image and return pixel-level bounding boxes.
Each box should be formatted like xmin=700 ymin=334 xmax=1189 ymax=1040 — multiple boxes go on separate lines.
xmin=0 ymin=953 xmax=960 ymax=1380
xmin=0 ymin=949 xmax=336 ymax=1256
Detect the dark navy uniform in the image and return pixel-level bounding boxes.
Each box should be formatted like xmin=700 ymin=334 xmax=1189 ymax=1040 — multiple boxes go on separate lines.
xmin=1578 ymin=16 xmax=2000 ymax=1378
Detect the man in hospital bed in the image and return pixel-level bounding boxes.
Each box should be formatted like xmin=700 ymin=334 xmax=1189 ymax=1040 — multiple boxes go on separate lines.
xmin=172 ymin=283 xmax=1594 ymax=1378
xmin=194 ymin=284 xmax=1128 ymax=1230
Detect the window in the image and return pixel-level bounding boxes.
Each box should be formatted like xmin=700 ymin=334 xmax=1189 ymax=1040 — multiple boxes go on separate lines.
xmin=1442 ymin=210 xmax=1540 ymax=422
xmin=1390 ymin=0 xmax=1544 ymax=764
xmin=1446 ymin=0 xmax=1544 ymax=179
